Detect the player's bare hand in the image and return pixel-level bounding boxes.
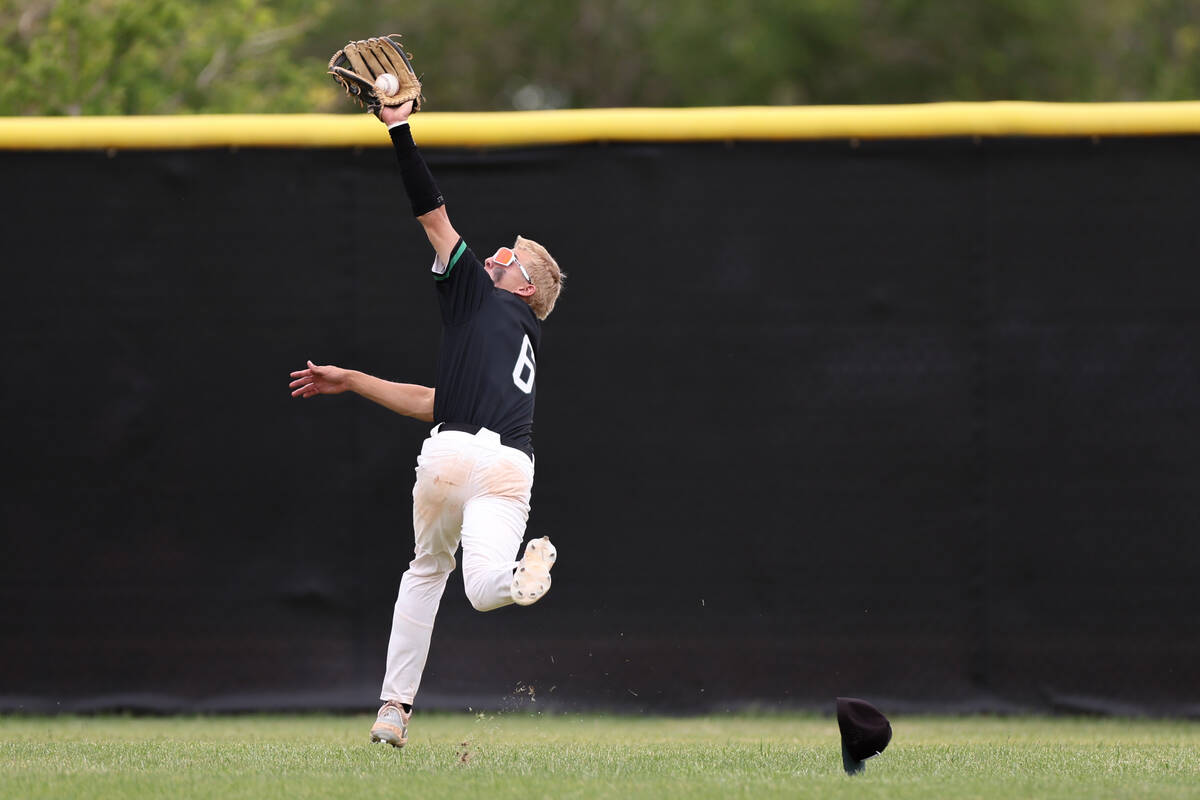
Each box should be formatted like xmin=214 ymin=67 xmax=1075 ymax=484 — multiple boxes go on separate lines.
xmin=379 ymin=101 xmax=414 ymax=126
xmin=290 ymin=360 xmax=352 ymax=398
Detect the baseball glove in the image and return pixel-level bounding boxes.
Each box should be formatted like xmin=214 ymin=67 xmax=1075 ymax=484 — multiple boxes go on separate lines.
xmin=328 ymin=35 xmax=423 ymax=114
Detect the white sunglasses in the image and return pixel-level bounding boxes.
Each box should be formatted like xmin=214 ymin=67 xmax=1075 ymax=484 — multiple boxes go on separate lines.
xmin=491 ymin=247 xmax=533 ymax=284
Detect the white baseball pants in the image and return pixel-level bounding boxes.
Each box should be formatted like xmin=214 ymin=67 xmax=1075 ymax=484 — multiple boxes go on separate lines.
xmin=380 ymin=426 xmax=534 ymax=705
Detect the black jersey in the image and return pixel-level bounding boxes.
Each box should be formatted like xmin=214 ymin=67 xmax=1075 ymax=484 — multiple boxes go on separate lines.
xmin=431 ymin=238 xmax=540 ymax=456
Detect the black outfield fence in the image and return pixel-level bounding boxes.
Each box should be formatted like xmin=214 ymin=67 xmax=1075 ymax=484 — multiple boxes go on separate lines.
xmin=2 ymin=129 xmax=1198 ymax=715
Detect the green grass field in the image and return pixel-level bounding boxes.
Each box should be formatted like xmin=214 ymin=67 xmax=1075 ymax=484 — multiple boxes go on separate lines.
xmin=2 ymin=712 xmax=1197 ymax=800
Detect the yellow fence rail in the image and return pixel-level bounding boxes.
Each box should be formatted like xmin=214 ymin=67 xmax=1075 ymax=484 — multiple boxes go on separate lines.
xmin=4 ymin=102 xmax=1200 ymax=150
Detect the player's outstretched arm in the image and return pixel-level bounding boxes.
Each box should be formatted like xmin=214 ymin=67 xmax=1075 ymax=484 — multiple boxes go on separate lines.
xmin=380 ymin=102 xmax=460 ymax=265
xmin=290 ymin=360 xmax=435 ymax=422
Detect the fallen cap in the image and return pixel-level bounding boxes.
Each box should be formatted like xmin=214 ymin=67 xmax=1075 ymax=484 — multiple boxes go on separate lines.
xmin=836 ymin=697 xmax=892 ymax=775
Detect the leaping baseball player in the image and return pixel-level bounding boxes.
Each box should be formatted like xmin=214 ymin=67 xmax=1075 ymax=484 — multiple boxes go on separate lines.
xmin=290 ymin=36 xmax=566 ymax=748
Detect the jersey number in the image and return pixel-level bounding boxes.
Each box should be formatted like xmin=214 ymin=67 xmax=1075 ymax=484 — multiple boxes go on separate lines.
xmin=512 ymin=334 xmax=536 ymax=394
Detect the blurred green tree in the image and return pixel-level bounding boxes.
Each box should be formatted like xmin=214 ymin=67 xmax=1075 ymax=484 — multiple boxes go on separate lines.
xmin=299 ymin=0 xmax=1200 ymax=109
xmin=1096 ymin=0 xmax=1200 ymax=100
xmin=0 ymin=0 xmax=332 ymax=114
xmin=3 ymin=0 xmax=1199 ymax=114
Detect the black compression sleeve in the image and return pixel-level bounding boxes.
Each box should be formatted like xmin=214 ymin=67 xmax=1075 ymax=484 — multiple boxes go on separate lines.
xmin=389 ymin=123 xmax=445 ymax=217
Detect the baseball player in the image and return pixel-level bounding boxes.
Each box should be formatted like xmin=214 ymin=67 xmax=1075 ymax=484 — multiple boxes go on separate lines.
xmin=289 ymin=89 xmax=565 ymax=747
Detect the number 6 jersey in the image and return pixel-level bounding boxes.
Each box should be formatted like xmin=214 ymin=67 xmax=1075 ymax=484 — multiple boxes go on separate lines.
xmin=430 ymin=238 xmax=540 ymax=458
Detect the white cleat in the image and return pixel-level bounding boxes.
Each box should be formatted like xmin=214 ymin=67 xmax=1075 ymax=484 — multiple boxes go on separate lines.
xmin=511 ymin=536 xmax=556 ymax=606
xmin=369 ymin=700 xmax=410 ymax=748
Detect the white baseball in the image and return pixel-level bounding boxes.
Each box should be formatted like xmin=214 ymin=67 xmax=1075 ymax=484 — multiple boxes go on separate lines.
xmin=374 ymin=73 xmax=400 ymax=97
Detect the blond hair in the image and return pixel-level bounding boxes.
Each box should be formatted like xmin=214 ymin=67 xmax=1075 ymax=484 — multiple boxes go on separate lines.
xmin=515 ymin=235 xmax=565 ymax=320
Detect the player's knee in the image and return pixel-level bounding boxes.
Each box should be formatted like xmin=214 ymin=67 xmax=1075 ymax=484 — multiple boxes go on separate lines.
xmin=463 ymin=579 xmax=505 ymax=613
xmin=407 ymin=551 xmax=455 ymax=578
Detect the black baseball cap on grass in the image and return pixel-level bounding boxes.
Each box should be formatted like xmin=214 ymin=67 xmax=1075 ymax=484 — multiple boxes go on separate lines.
xmin=836 ymin=697 xmax=892 ymax=775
